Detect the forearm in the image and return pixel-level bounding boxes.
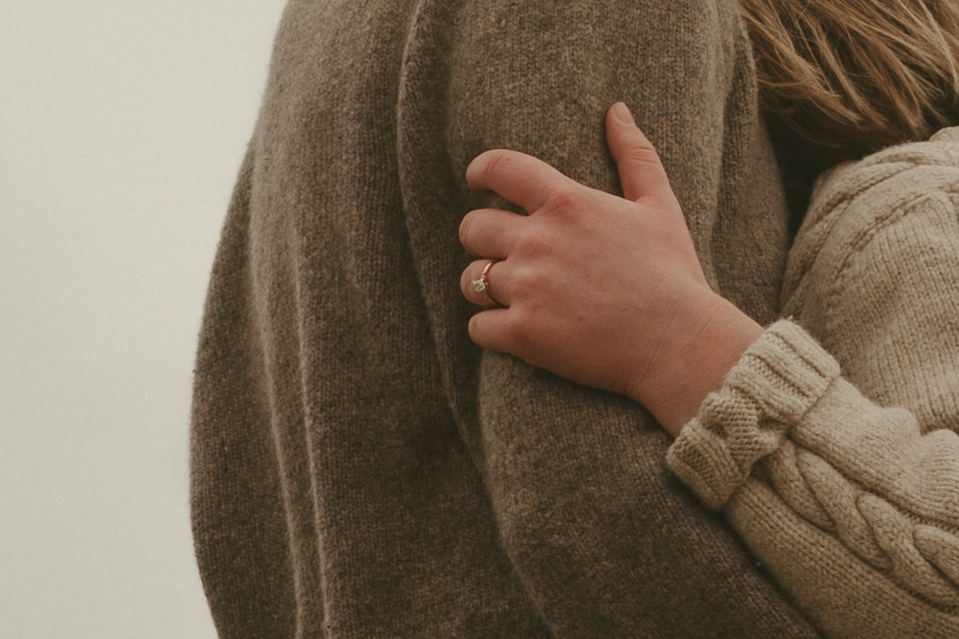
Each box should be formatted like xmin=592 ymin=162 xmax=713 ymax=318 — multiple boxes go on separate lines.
xmin=445 ymin=0 xmax=815 ymax=634
xmin=668 ymin=320 xmax=959 ymax=637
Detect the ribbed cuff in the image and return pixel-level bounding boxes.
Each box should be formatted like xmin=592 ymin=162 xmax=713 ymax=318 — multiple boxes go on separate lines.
xmin=666 ymin=320 xmax=841 ymax=510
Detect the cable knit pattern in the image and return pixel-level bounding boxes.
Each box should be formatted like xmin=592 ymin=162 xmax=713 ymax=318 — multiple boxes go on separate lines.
xmin=667 ymin=321 xmax=839 ymax=509
xmin=668 ymin=130 xmax=959 ymax=636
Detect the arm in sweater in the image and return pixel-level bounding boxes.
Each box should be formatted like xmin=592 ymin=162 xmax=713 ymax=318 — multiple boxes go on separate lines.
xmin=668 ymin=130 xmax=959 ymax=637
xmin=414 ymin=1 xmax=820 ymax=635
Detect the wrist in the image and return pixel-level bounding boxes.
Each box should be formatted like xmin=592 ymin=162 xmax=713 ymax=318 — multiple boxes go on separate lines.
xmin=631 ymin=294 xmax=763 ymax=438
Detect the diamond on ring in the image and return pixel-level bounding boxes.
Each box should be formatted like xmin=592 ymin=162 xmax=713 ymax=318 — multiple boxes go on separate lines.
xmin=471 ymin=260 xmax=504 ymax=307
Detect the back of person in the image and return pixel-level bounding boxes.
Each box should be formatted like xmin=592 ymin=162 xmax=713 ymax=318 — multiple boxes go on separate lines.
xmin=189 ymin=0 xmax=823 ymax=636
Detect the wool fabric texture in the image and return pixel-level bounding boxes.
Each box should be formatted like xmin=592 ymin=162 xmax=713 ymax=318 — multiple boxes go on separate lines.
xmin=190 ymin=0 xmax=821 ymax=636
xmin=669 ymin=130 xmax=959 ymax=638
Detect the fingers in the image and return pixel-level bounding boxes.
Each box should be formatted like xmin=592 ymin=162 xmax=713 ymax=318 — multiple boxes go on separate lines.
xmin=605 ymin=102 xmax=674 ymax=204
xmin=461 ymin=260 xmax=518 ymax=356
xmin=466 ymin=149 xmax=572 ymax=214
xmin=468 ymin=308 xmax=514 ymax=354
xmin=459 ymin=208 xmax=525 ymax=259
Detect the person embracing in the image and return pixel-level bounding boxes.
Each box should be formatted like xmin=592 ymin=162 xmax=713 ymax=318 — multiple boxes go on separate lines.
xmin=458 ymin=1 xmax=959 ymax=636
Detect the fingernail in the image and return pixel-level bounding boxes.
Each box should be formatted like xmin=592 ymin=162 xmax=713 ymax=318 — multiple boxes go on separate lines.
xmin=613 ymin=102 xmax=635 ymax=125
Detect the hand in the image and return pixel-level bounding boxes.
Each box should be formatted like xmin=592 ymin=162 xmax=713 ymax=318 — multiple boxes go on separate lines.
xmin=459 ymin=103 xmax=762 ymax=436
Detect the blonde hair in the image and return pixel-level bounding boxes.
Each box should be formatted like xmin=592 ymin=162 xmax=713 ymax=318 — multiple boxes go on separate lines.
xmin=740 ymin=0 xmax=959 ymax=164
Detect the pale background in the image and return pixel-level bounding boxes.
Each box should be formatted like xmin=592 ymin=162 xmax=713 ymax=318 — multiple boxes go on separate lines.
xmin=1 ymin=1 xmax=289 ymax=636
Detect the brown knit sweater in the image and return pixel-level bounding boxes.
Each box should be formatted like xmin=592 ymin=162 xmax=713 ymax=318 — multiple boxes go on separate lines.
xmin=670 ymin=130 xmax=959 ymax=637
xmin=190 ymin=0 xmax=821 ymax=636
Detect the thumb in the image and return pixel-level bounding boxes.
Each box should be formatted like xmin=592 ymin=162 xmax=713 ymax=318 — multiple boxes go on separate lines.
xmin=606 ymin=103 xmax=673 ymax=203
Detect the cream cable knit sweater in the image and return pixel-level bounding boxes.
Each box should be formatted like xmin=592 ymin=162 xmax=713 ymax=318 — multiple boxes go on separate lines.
xmin=668 ymin=129 xmax=959 ymax=637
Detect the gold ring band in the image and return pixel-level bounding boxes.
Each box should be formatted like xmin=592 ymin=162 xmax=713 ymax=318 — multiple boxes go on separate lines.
xmin=471 ymin=260 xmax=504 ymax=307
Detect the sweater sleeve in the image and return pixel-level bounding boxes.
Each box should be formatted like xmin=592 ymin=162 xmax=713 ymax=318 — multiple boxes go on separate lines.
xmin=667 ymin=136 xmax=959 ymax=637
xmin=394 ymin=1 xmax=821 ymax=637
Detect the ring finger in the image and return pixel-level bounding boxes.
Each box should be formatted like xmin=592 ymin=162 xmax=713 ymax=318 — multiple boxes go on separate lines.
xmin=460 ymin=259 xmax=510 ymax=308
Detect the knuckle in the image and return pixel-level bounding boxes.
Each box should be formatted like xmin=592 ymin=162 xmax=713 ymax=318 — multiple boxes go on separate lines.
xmin=468 ymin=315 xmax=481 ymax=341
xmin=514 ymin=228 xmax=552 ymax=259
xmin=623 ymin=147 xmax=663 ymax=171
xmin=460 ymin=266 xmax=475 ymax=296
xmin=543 ymin=184 xmax=582 ymax=213
xmin=482 ymin=149 xmax=512 ymax=181
xmin=458 ymin=212 xmax=474 ymax=244
xmin=508 ymin=265 xmax=539 ymax=300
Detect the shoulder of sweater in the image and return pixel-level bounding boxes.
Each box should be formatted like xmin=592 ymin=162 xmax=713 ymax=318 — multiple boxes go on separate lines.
xmin=782 ymin=127 xmax=959 ymax=308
